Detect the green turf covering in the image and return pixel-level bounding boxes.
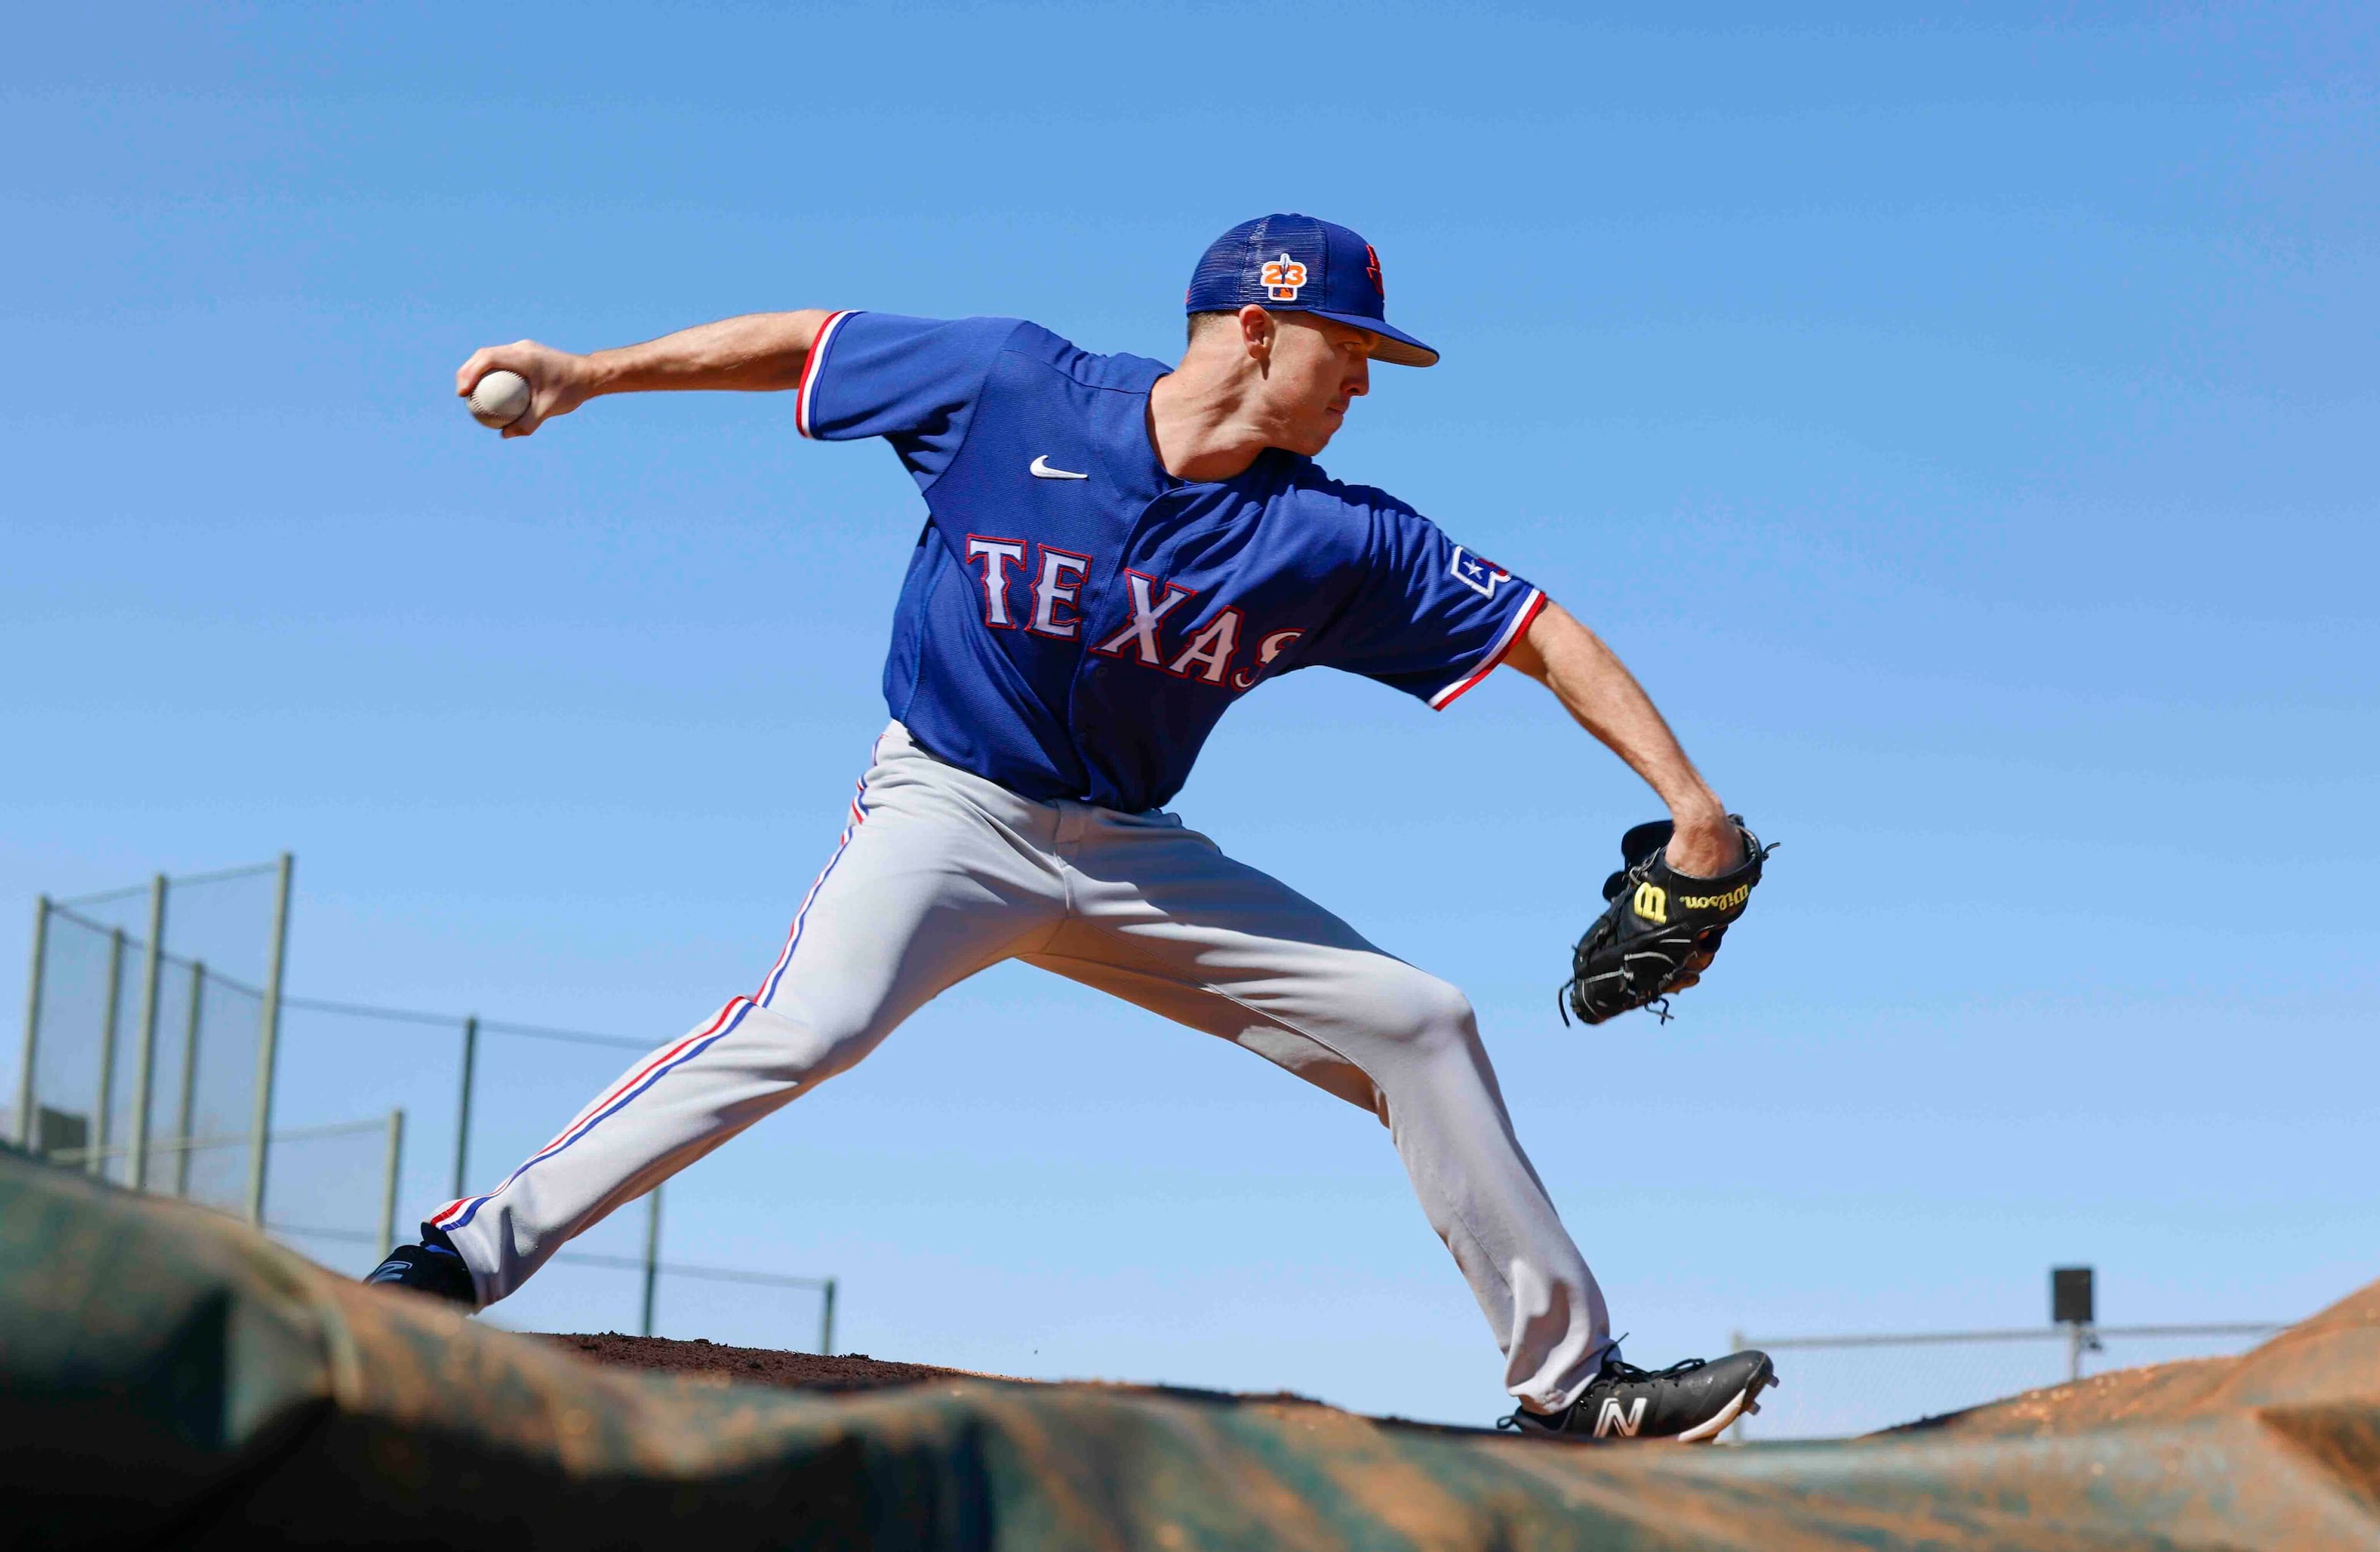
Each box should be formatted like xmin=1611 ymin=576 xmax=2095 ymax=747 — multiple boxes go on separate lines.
xmin=5 ymin=1144 xmax=2376 ymax=1550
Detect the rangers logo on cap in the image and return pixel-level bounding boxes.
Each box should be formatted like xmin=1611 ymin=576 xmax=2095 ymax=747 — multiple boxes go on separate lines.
xmin=1261 ymin=255 xmax=1308 ymax=302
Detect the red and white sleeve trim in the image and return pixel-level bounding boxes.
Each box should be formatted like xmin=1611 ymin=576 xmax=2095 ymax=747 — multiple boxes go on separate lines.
xmin=1428 ymin=588 xmax=1547 ymax=710
xmin=793 ymin=310 xmax=858 ymax=439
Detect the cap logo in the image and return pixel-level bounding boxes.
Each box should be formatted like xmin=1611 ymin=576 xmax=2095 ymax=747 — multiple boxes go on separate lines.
xmin=1261 ymin=255 xmax=1308 ymax=302
xmin=1365 ymin=244 xmax=1384 ymax=297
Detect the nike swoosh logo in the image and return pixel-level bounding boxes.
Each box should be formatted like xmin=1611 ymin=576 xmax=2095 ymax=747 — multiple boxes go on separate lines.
xmin=1029 ymin=455 xmax=1088 ymax=480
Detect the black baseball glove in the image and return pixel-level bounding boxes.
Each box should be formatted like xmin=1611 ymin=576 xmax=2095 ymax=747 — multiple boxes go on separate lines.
xmin=1560 ymin=817 xmax=1774 ymax=1026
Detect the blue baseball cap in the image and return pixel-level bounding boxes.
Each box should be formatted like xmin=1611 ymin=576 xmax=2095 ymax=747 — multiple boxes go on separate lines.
xmin=1185 ymin=213 xmax=1438 ymax=368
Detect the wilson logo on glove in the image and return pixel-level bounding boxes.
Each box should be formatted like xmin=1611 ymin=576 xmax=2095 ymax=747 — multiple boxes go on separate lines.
xmin=1561 ymin=817 xmax=1775 ymax=1027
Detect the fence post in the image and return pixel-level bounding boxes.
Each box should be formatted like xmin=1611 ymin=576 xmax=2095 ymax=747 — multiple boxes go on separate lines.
xmin=451 ymin=1016 xmax=479 ymax=1198
xmin=380 ymin=1108 xmax=407 ymax=1253
xmin=91 ymin=928 xmax=126 ymax=1178
xmin=14 ymin=896 xmax=46 ymax=1150
xmin=641 ymin=1185 xmax=663 ymax=1339
xmin=819 ymin=1277 xmax=837 ymax=1357
xmin=245 ymin=853 xmax=293 ymax=1225
xmin=127 ymin=875 xmax=169 ymax=1191
xmin=173 ymin=960 xmax=206 ymax=1197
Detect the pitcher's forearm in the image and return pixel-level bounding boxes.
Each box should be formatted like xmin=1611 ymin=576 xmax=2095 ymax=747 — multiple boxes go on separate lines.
xmin=455 ymin=310 xmax=839 ymax=437
xmin=1503 ymin=599 xmax=1739 ymax=874
xmin=584 ymin=310 xmax=837 ymax=397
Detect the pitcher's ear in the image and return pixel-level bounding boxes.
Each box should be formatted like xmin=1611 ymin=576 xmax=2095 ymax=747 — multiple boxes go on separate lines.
xmin=1238 ymin=304 xmax=1276 ymax=360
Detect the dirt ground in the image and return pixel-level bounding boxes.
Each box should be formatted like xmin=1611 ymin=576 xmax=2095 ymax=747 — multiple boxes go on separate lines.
xmin=546 ymin=1332 xmax=1343 ymax=1416
xmin=544 ymin=1333 xmax=1011 ymax=1393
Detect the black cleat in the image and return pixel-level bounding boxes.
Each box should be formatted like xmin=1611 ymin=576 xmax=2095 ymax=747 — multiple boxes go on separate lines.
xmin=363 ymin=1225 xmax=478 ymax=1309
xmin=1501 ymin=1349 xmax=1776 ymax=1442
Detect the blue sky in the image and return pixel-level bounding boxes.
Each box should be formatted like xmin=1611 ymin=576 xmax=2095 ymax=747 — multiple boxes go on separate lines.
xmin=3 ymin=3 xmax=2374 ymax=1428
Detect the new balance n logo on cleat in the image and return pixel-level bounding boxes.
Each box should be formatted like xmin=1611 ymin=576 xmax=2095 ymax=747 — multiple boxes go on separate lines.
xmin=1594 ymin=1397 xmax=1648 ymax=1438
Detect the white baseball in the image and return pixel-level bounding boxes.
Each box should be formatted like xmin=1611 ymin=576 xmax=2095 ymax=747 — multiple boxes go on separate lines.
xmin=469 ymin=369 xmax=532 ymax=429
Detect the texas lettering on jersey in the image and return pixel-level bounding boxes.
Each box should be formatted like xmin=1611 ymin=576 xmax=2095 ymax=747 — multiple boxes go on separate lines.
xmin=961 ymin=544 xmax=1304 ymax=692
xmin=796 ymin=312 xmax=1547 ymax=812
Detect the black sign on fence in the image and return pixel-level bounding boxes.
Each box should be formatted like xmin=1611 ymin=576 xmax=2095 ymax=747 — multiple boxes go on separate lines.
xmin=2053 ymin=1266 xmax=2096 ymax=1327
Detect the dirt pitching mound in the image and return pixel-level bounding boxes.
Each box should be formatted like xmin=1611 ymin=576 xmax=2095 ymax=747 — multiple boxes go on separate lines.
xmin=545 ymin=1332 xmax=1335 ymax=1412
xmin=542 ymin=1333 xmax=1012 ymax=1393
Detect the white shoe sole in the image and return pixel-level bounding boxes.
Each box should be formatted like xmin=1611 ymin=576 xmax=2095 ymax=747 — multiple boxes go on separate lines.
xmin=1673 ymin=1369 xmax=1777 ymax=1443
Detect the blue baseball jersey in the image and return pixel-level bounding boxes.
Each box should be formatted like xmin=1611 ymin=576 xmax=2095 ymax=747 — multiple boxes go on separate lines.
xmin=795 ymin=312 xmax=1546 ymax=812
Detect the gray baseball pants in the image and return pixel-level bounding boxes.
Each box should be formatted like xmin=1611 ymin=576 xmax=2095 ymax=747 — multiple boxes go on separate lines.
xmin=432 ymin=722 xmax=1611 ymax=1410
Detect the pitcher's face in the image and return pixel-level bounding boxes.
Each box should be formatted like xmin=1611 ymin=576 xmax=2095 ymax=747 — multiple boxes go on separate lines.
xmin=1256 ymin=311 xmax=1375 ymax=455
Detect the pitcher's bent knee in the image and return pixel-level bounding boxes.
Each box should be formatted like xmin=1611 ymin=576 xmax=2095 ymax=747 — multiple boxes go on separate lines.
xmin=1354 ymin=962 xmax=1480 ymax=1058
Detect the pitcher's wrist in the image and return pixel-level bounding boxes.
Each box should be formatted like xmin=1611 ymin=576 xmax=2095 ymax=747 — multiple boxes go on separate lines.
xmin=1663 ymin=799 xmax=1739 ymax=877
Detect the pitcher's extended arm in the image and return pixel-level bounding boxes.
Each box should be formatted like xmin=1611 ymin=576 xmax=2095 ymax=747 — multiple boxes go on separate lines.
xmin=454 ymin=310 xmax=837 ymax=439
xmin=1502 ymin=599 xmax=1743 ymax=876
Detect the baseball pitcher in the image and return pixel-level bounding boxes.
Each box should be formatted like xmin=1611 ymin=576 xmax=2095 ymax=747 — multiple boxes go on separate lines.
xmin=370 ymin=215 xmax=1776 ymax=1440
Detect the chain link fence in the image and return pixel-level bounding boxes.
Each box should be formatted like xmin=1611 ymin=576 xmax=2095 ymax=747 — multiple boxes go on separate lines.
xmin=14 ymin=862 xmax=295 ymax=1221
xmin=1729 ymin=1316 xmax=2286 ymax=1440
xmin=9 ymin=858 xmax=837 ymax=1351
